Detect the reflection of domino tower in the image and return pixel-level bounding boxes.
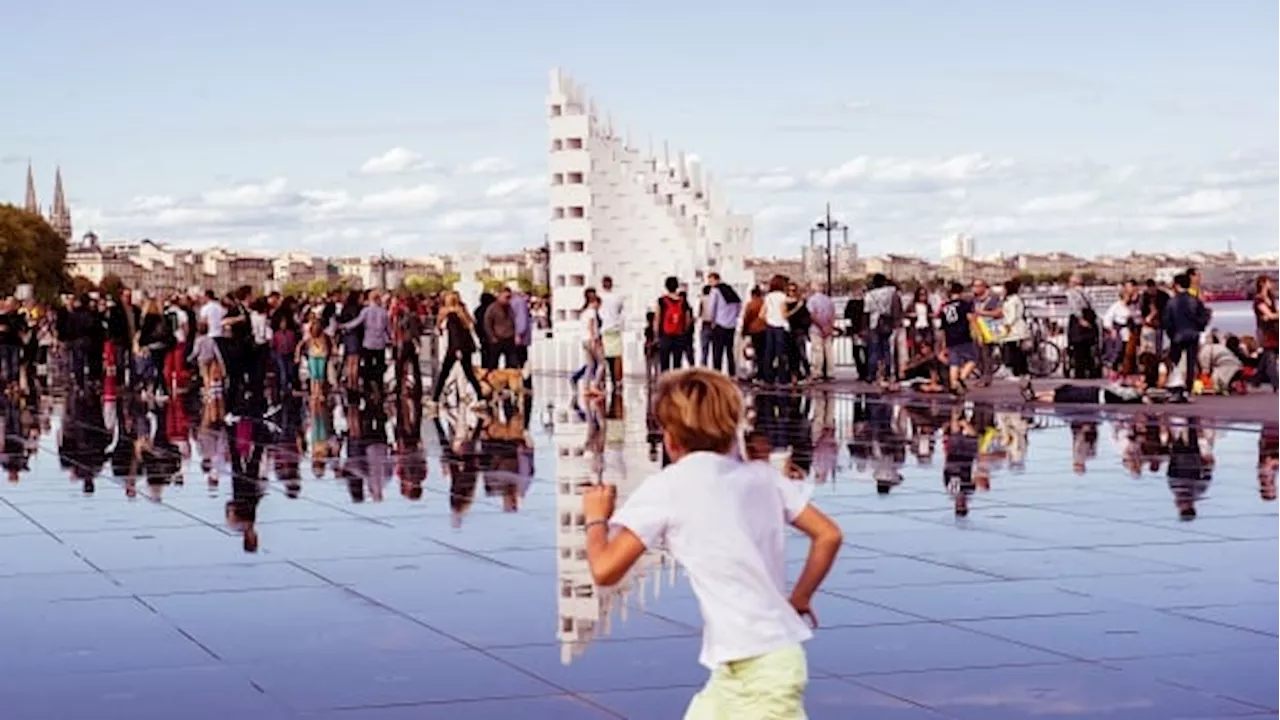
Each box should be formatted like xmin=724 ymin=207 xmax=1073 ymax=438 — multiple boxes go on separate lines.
xmin=554 ymin=392 xmax=676 ymax=665
xmin=540 ymin=68 xmax=754 ymax=372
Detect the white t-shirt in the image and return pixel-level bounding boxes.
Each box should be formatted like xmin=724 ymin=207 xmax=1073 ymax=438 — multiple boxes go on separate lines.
xmin=581 ymin=308 xmax=600 ymax=339
xmin=610 ymin=452 xmax=814 ymax=668
xmin=199 ymin=301 xmax=226 ymax=339
xmin=598 ymin=291 xmax=624 ymax=333
xmin=763 ymin=291 xmax=789 ymax=328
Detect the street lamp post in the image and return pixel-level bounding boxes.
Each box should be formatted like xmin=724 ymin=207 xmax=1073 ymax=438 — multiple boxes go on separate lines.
xmin=810 ymin=203 xmax=848 ymax=295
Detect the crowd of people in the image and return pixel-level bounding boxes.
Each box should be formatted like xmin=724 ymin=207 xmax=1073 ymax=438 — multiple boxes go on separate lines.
xmin=563 ymin=267 xmax=1278 ymax=408
xmin=0 ymin=282 xmax=543 ymax=417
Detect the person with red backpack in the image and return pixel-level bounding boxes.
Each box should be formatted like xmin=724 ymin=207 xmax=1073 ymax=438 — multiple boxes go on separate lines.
xmin=654 ymin=276 xmax=693 ymax=373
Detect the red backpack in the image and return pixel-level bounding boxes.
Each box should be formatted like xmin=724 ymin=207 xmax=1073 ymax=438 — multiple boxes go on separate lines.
xmin=659 ymin=295 xmax=688 ymax=337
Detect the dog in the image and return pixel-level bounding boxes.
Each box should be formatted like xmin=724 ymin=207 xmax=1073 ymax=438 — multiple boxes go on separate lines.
xmin=477 ymin=368 xmax=526 ymax=400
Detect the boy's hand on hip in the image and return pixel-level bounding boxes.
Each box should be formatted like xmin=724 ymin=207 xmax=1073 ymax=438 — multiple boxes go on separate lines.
xmin=582 ymin=484 xmax=616 ymax=522
xmin=790 ymin=593 xmax=818 ymax=629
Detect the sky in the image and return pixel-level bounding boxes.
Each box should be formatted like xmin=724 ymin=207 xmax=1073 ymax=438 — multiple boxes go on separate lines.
xmin=2 ymin=0 xmax=1277 ymax=260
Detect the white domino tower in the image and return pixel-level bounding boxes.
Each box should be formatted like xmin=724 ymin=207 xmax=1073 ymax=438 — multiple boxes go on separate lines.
xmin=539 ymin=68 xmax=754 ymax=372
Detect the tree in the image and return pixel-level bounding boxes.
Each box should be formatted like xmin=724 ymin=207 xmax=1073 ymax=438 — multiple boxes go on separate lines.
xmin=305 ymin=278 xmax=330 ymax=297
xmin=69 ymin=275 xmax=97 ymax=297
xmin=402 ymin=273 xmax=444 ymax=295
xmin=482 ymin=278 xmax=506 ymax=294
xmin=100 ymin=273 xmax=125 ymax=299
xmin=0 ymin=204 xmax=69 ymax=301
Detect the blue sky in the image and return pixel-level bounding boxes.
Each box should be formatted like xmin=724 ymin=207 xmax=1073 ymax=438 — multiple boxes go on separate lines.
xmin=3 ymin=0 xmax=1276 ymax=258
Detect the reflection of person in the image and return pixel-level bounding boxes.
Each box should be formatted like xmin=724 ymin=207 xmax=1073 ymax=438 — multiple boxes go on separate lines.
xmin=1167 ymin=418 xmax=1212 ymax=520
xmin=943 ymin=409 xmax=977 ymax=516
xmin=580 ymin=369 xmax=842 ymax=719
xmin=1259 ymin=423 xmax=1277 ymax=501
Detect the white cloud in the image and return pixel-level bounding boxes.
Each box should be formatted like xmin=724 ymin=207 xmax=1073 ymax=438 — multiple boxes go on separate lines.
xmin=1158 ymin=188 xmax=1242 ymax=216
xmin=842 ymin=101 xmax=874 ymax=112
xmin=808 ymin=153 xmax=1013 ymax=192
xmin=1018 ymin=191 xmax=1098 ymax=214
xmin=359 ymin=147 xmax=436 ymax=175
xmin=125 ymin=195 xmax=176 ymax=211
xmin=458 ymin=156 xmax=515 ymax=175
xmin=485 ymin=176 xmax=545 ymax=201
xmin=433 ymin=208 xmax=513 ymax=231
xmin=359 ymin=184 xmax=444 ymax=213
xmin=202 ymin=178 xmax=289 ymax=208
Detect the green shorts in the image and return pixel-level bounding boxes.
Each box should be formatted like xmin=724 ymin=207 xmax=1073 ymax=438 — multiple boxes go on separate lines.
xmin=684 ymin=644 xmax=808 ymax=719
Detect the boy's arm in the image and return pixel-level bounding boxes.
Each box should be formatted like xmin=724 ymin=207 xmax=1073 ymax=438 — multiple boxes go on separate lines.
xmin=787 ymin=504 xmax=843 ymax=623
xmin=582 ymin=482 xmax=663 ymax=587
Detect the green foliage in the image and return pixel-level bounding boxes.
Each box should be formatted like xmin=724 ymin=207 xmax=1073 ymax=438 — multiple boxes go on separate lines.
xmin=100 ymin=273 xmax=125 ymax=299
xmin=0 ymin=204 xmax=69 ymax=301
xmin=482 ymin=277 xmax=507 ymax=294
xmin=69 ymin=275 xmax=97 ymax=297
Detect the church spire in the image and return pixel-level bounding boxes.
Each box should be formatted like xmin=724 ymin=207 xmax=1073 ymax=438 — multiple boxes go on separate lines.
xmin=23 ymin=162 xmax=38 ymax=214
xmin=50 ymin=166 xmax=72 ymax=242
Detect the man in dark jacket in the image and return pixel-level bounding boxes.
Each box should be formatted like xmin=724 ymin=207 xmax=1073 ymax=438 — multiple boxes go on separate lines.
xmin=483 ymin=289 xmax=518 ymax=370
xmin=1163 ymin=273 xmax=1211 ymax=399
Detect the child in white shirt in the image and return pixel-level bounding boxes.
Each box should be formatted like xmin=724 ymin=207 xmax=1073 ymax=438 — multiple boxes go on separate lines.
xmin=582 ymin=368 xmax=842 ymax=719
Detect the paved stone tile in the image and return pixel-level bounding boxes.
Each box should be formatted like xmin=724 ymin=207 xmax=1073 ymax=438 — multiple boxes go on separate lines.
xmin=491 ymin=636 xmax=706 ymax=693
xmin=107 ymin=560 xmax=329 ymax=595
xmin=855 ymin=662 xmax=1263 ymax=719
xmin=0 ymin=569 xmax=127 ymax=602
xmin=956 ymin=608 xmax=1275 ymax=660
xmin=837 ymin=578 xmax=1126 ymax=621
xmin=0 ymin=665 xmax=293 ymax=720
xmin=806 ymin=622 xmax=1071 ymax=676
xmin=239 ymin=647 xmax=563 ymax=711
xmin=1166 ymin=602 xmax=1279 ymax=636
xmin=1105 ymin=648 xmax=1279 ymax=711
xmin=0 ymin=596 xmax=216 ymax=676
xmin=939 ymin=546 xmax=1189 ymax=580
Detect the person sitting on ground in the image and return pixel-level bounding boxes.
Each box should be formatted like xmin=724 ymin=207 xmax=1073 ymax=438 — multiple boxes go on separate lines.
xmin=900 ymin=340 xmax=948 ymax=394
xmin=1198 ymin=337 xmax=1245 ymax=395
xmin=580 ymin=369 xmax=842 ymax=718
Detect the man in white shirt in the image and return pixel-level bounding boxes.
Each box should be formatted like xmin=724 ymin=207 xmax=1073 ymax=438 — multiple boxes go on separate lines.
xmin=581 ymin=369 xmax=842 ymax=717
xmin=198 ymin=290 xmax=225 ymax=339
xmin=597 ymin=276 xmax=625 ymax=389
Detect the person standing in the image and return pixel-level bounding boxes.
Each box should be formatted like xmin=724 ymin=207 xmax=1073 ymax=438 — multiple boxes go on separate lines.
xmin=939 ymin=281 xmax=978 ymax=395
xmin=1253 ymin=275 xmax=1278 ymax=392
xmin=806 ymin=283 xmax=836 ymax=382
xmin=1066 ymin=273 xmax=1098 ymax=379
xmin=971 ymin=279 xmax=1001 ymax=386
xmin=1163 ymin=273 xmax=1211 ymax=400
xmin=863 ymin=274 xmax=899 ymax=385
xmin=698 ymin=284 xmax=716 ymax=367
xmin=107 ymin=288 xmax=140 ymax=390
xmin=706 ymin=273 xmax=741 ymax=378
xmin=597 ymin=276 xmax=626 ymax=390
xmin=1140 ymin=279 xmax=1169 ymax=358
xmin=482 ymin=288 xmax=519 ymax=370
xmin=1000 ymin=279 xmax=1029 ymax=380
xmin=654 ymin=277 xmax=692 ymax=373
xmin=741 ymin=287 xmax=767 ymax=381
xmin=341 ymin=289 xmax=391 ymax=394
xmin=843 ymin=287 xmax=867 ymax=380
xmin=507 ymin=282 xmax=533 ymax=370
xmin=755 ymin=276 xmax=790 ymax=385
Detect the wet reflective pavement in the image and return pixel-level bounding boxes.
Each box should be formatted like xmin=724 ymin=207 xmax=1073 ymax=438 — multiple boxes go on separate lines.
xmin=0 ymin=377 xmax=1276 ymax=719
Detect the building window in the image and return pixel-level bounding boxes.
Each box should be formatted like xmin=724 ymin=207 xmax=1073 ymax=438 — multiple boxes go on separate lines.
xmin=566 ymin=137 xmax=583 ymax=149
xmin=553 ymin=241 xmax=565 ymax=253
xmin=552 ymin=173 xmax=564 ymax=185
xmin=569 ymin=240 xmax=585 ymax=252
xmin=680 ymin=205 xmax=686 ymax=216
xmin=552 ymin=207 xmax=565 ymax=219
xmin=567 ymin=171 xmax=584 ymax=184
xmin=555 ymin=274 xmax=566 ymax=287
xmin=556 ymin=309 xmax=567 ymax=321
xmin=551 ymin=139 xmax=563 ymax=151
xmin=550 ymin=104 xmax=562 ymax=117
xmin=568 ymin=206 xmax=584 ymax=218
xmin=666 ymin=194 xmax=673 ymax=206
xmin=569 ymin=274 xmax=585 ymax=287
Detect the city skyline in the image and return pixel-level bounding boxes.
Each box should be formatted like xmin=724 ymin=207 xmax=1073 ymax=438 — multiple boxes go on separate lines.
xmin=3 ymin=1 xmax=1276 ymax=258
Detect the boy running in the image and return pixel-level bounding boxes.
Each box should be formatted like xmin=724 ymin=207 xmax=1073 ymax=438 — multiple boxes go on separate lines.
xmin=582 ymin=368 xmax=842 ymax=718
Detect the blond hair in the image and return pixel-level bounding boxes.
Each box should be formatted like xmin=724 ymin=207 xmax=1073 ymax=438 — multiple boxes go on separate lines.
xmin=653 ymin=368 xmax=743 ymax=454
